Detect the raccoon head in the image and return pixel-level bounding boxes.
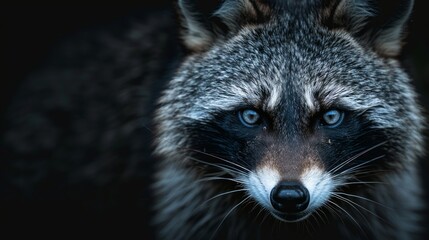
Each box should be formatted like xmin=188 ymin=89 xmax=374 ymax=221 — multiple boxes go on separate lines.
xmin=155 ymin=0 xmax=423 ymax=223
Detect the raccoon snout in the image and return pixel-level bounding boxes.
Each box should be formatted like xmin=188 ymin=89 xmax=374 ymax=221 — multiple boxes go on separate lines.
xmin=270 ymin=181 xmax=310 ymax=214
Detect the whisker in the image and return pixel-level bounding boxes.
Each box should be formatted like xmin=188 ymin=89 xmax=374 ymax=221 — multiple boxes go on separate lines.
xmin=188 ymin=157 xmax=248 ymax=177
xmin=196 ymin=176 xmax=246 ymax=184
xmin=331 ymin=193 xmax=381 ymax=221
xmin=334 ymin=192 xmax=394 ymax=210
xmin=350 ymin=169 xmax=391 ymax=176
xmin=315 ymin=208 xmax=329 ymax=225
xmin=323 ymin=202 xmax=345 ymax=225
xmin=329 ymin=141 xmax=387 ymax=174
xmin=326 ymin=199 xmax=364 ymax=234
xmin=199 ymin=189 xmax=248 ymax=209
xmin=209 ymin=196 xmax=251 ymax=240
xmin=335 ymin=155 xmax=385 ymax=177
xmin=339 ymin=181 xmax=386 ymax=186
xmin=187 ymin=148 xmax=252 ymax=174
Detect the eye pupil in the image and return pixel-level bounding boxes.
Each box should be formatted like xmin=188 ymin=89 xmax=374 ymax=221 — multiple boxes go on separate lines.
xmin=239 ymin=109 xmax=261 ymax=127
xmin=322 ymin=110 xmax=344 ymax=127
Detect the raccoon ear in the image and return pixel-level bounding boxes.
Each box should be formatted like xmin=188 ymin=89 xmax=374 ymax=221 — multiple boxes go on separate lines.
xmin=177 ymin=0 xmax=270 ymax=52
xmin=323 ymin=0 xmax=414 ymax=57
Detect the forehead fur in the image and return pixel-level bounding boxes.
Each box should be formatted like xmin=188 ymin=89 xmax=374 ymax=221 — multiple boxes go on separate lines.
xmin=163 ymin=22 xmax=392 ymax=117
xmin=155 ymin=0 xmax=424 ymax=158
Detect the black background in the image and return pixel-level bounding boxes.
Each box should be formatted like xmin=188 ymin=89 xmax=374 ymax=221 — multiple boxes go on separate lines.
xmin=1 ymin=1 xmax=428 ymax=239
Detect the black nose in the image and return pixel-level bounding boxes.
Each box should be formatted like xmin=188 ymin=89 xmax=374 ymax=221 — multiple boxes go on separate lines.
xmin=270 ymin=181 xmax=310 ymax=214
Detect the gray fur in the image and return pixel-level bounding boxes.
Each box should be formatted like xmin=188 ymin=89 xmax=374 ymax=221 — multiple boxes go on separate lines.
xmin=154 ymin=0 xmax=425 ymax=239
xmin=0 ymin=1 xmax=424 ymax=239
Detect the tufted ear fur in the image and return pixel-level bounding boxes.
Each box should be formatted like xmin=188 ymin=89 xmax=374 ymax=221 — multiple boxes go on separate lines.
xmin=177 ymin=0 xmax=271 ymax=52
xmin=322 ymin=0 xmax=415 ymax=57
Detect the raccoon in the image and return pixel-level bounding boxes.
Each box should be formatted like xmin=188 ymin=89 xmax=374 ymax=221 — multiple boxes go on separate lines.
xmin=152 ymin=0 xmax=426 ymax=239
xmin=0 ymin=0 xmax=426 ymax=240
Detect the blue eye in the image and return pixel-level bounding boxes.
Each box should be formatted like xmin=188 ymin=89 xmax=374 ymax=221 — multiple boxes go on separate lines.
xmin=238 ymin=109 xmax=261 ymax=127
xmin=321 ymin=109 xmax=344 ymax=128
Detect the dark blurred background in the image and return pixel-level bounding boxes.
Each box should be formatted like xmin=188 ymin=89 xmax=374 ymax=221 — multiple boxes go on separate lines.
xmin=1 ymin=0 xmax=428 ymax=238
xmin=1 ymin=2 xmax=173 ymax=115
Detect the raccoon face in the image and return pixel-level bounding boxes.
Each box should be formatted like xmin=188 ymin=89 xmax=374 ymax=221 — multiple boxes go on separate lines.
xmin=155 ymin=0 xmax=422 ymax=223
xmin=171 ymin=79 xmax=389 ymax=223
xmin=235 ymin=108 xmax=343 ymax=222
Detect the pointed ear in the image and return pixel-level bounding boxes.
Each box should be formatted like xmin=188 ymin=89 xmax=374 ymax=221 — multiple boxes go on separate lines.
xmin=177 ymin=0 xmax=271 ymax=52
xmin=323 ymin=0 xmax=414 ymax=57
